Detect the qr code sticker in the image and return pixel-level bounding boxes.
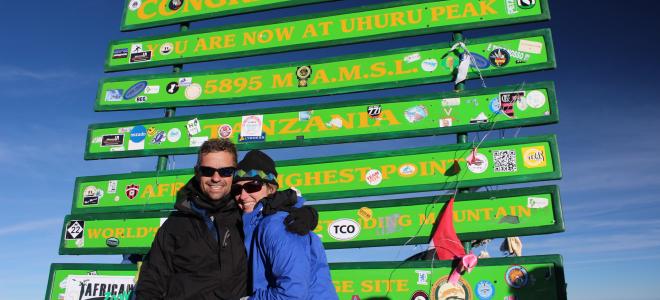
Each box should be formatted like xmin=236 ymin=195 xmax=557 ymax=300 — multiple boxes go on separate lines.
xmin=493 ymin=150 xmax=517 ymax=172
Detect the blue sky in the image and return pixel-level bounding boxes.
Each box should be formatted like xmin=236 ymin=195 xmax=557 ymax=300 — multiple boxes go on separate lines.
xmin=0 ymin=1 xmax=658 ymax=299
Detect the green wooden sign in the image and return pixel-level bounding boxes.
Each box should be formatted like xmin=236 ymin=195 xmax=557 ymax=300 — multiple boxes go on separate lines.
xmin=121 ymin=0 xmax=334 ymax=31
xmin=109 ymin=0 xmax=549 ymax=71
xmin=87 ymin=81 xmax=557 ymax=159
xmin=60 ymin=185 xmax=563 ymax=254
xmin=72 ymin=135 xmax=560 ymax=214
xmin=46 ymin=255 xmax=566 ymax=299
xmin=97 ymin=29 xmax=555 ymax=111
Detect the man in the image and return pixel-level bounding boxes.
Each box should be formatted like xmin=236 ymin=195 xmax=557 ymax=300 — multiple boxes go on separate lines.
xmin=234 ymin=150 xmax=338 ymax=300
xmin=135 ymin=140 xmax=316 ymax=299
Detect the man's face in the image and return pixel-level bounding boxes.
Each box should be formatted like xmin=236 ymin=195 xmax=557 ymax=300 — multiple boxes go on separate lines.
xmin=233 ymin=180 xmax=271 ymax=213
xmin=197 ymin=151 xmax=236 ymax=201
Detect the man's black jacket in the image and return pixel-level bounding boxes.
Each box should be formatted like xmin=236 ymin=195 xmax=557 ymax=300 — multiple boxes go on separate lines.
xmin=134 ymin=178 xmax=247 ymax=300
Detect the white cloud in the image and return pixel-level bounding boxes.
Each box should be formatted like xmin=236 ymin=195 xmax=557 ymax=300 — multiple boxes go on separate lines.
xmin=0 ymin=65 xmax=79 ymax=81
xmin=0 ymin=218 xmax=61 ymax=237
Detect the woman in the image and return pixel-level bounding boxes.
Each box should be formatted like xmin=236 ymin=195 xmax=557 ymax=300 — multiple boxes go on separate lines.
xmin=233 ymin=150 xmax=338 ymax=300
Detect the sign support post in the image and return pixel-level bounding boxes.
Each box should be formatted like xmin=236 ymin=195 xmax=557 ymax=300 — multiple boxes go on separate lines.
xmin=156 ymin=23 xmax=188 ymax=171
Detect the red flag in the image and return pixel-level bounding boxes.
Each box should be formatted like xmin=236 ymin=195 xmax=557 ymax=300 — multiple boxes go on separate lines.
xmin=431 ymin=197 xmax=466 ymax=260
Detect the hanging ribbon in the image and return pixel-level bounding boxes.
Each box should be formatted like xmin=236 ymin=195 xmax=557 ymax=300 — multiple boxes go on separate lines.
xmin=449 ymin=41 xmax=487 ymax=88
xmin=448 ymin=252 xmax=479 ymax=284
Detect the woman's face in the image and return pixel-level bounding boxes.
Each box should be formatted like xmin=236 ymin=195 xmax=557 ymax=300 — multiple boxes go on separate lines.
xmin=233 ymin=180 xmax=272 ymax=213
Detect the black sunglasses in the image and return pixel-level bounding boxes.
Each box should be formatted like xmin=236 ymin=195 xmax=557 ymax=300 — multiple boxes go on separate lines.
xmin=197 ymin=166 xmax=236 ymax=178
xmin=231 ymin=181 xmax=264 ymax=195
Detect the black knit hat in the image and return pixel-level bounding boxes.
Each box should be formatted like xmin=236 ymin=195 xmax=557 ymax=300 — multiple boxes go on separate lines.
xmin=234 ymin=150 xmax=278 ymax=186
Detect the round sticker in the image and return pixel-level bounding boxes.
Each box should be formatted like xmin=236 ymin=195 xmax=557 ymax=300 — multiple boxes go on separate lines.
xmin=489 ymin=48 xmax=510 ymax=67
xmin=489 ymin=98 xmax=501 ymax=114
xmin=185 ymin=83 xmax=202 ymax=100
xmin=411 ymin=291 xmax=429 ymax=300
xmin=160 ymin=42 xmax=174 ymax=56
xmin=169 ymin=0 xmax=183 ymax=10
xmin=526 ymin=90 xmax=546 ymax=108
xmin=431 ymin=276 xmax=473 ymax=300
xmin=357 ymin=207 xmax=373 ymax=220
xmin=517 ymin=0 xmax=536 ymax=8
xmin=328 ymin=219 xmax=361 ymax=241
xmin=505 ymin=265 xmax=529 ymax=289
xmin=123 ymin=81 xmax=148 ymax=100
xmin=421 ymin=59 xmax=439 ymax=72
xmin=467 ymin=152 xmax=488 ymax=174
xmin=404 ymin=105 xmax=428 ymax=123
xmin=166 ymin=82 xmax=179 ymax=94
xmin=475 ymin=280 xmax=495 ymax=300
xmin=399 ymin=164 xmax=417 ymax=177
xmin=114 ymin=196 xmax=120 ymax=202
xmin=296 ymin=66 xmax=311 ymax=78
xmin=75 ymin=239 xmax=84 ymax=248
xmin=218 ymin=124 xmax=233 ymax=139
xmin=128 ymin=0 xmax=141 ymax=11
xmin=365 ymin=169 xmax=382 ymax=186
xmin=130 ymin=125 xmax=147 ymax=143
xmin=167 ymin=128 xmax=181 ymax=143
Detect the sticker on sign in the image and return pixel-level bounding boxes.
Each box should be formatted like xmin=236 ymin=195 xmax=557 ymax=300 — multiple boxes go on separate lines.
xmin=328 ymin=219 xmax=361 ymax=241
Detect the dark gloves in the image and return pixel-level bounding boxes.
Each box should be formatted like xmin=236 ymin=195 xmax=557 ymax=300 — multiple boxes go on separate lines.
xmin=261 ymin=189 xmax=298 ymax=216
xmin=261 ymin=189 xmax=319 ymax=236
xmin=284 ymin=206 xmax=319 ymax=236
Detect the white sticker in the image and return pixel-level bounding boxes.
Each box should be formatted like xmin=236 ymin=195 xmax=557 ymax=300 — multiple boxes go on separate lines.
xmin=467 ymin=152 xmax=489 ymax=174
xmin=110 ymin=146 xmax=125 ymax=152
xmin=416 ymin=270 xmax=432 ymax=285
xmin=186 ymin=118 xmax=202 ymax=136
xmin=185 ymin=83 xmax=202 ymax=100
xmin=160 ymin=218 xmax=168 ymax=226
xmin=128 ymin=139 xmax=145 ymax=150
xmin=178 ymin=77 xmax=193 ymax=87
xmin=327 ymin=219 xmax=361 ymax=241
xmin=439 ymin=118 xmax=453 ymax=128
xmin=117 ymin=127 xmax=132 ymax=133
xmin=421 ymin=59 xmax=438 ymax=72
xmin=470 ymin=112 xmax=489 ymax=124
xmin=404 ymin=53 xmax=421 ymax=63
xmin=365 ymin=169 xmax=382 ymax=186
xmin=167 ymin=128 xmax=181 ymax=143
xmin=128 ymin=0 xmax=141 ymax=11
xmin=519 ymin=39 xmax=543 ymax=54
xmin=241 ymin=115 xmax=264 ymax=137
xmin=92 ymin=137 xmax=102 ymax=144
xmin=528 ymin=197 xmax=549 ymax=209
xmin=160 ymin=42 xmax=174 ymax=56
xmin=63 ymin=275 xmax=135 ymax=300
xmin=144 ymin=85 xmax=160 ymax=94
xmin=107 ymin=180 xmax=117 ymax=194
xmin=130 ymin=43 xmax=144 ymax=54
xmin=326 ymin=117 xmax=343 ymax=128
xmin=65 ymin=220 xmax=85 ymax=240
xmin=441 ymin=98 xmax=461 ymax=107
xmin=189 ymin=136 xmax=209 ymax=147
xmin=526 ymin=90 xmax=546 ymax=108
xmin=399 ymin=164 xmax=417 ymax=177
